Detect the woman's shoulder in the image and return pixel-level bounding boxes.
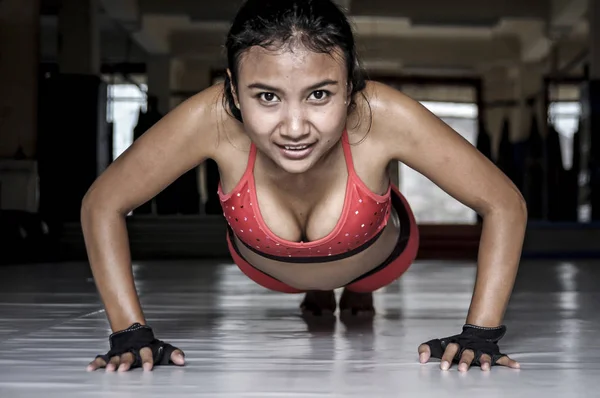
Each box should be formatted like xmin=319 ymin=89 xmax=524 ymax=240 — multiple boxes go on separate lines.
xmin=362 ymin=80 xmax=415 ymax=113
xmin=174 ymin=81 xmax=248 ymax=156
xmin=183 ymin=81 xmax=229 ymax=124
xmin=348 ymin=80 xmax=415 ymax=145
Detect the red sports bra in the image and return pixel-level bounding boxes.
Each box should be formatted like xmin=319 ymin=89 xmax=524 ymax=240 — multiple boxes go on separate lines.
xmin=218 ymin=129 xmax=392 ymax=262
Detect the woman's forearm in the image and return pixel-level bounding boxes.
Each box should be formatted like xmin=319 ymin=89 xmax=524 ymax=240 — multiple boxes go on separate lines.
xmin=81 ymin=201 xmax=146 ymax=332
xmin=466 ymin=200 xmax=527 ymax=327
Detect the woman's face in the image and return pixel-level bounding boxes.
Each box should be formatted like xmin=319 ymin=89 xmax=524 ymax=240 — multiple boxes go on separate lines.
xmin=231 ymin=44 xmax=350 ymax=174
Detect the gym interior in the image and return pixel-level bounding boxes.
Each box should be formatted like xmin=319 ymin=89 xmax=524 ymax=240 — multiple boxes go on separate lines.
xmin=1 ymin=0 xmax=599 ymax=396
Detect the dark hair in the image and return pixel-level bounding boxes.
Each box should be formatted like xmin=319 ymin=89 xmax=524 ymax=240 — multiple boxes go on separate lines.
xmin=223 ymin=0 xmax=367 ymax=123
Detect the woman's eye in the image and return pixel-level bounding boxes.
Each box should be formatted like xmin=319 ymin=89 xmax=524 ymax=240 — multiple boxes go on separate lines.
xmin=259 ymin=92 xmax=278 ymax=102
xmin=310 ymin=90 xmax=329 ymax=100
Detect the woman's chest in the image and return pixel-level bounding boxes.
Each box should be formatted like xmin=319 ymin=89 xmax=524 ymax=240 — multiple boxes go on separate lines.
xmin=254 ymin=173 xmax=349 ymax=243
xmin=218 ymin=138 xmax=390 ymax=245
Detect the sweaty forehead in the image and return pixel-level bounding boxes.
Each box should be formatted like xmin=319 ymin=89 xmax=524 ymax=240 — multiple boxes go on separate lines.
xmin=237 ymin=45 xmax=346 ymax=87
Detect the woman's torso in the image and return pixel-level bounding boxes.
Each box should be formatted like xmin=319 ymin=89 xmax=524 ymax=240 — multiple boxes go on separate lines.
xmin=210 ymin=83 xmax=401 ymax=290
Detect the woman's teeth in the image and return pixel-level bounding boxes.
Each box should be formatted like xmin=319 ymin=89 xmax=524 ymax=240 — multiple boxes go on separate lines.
xmin=284 ymin=145 xmax=308 ymax=150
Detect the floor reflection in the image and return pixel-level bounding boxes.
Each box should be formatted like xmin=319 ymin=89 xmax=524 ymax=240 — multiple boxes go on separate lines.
xmin=0 ymin=259 xmax=599 ymax=397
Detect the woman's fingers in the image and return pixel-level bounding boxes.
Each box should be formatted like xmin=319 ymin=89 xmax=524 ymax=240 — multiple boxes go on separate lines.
xmin=171 ymin=349 xmax=186 ymax=366
xmin=87 ymin=350 xmax=156 ymax=372
xmin=495 ymin=355 xmax=521 ymax=369
xmin=417 ymin=344 xmax=431 ymax=363
xmin=416 ymin=339 xmax=518 ymax=372
xmin=86 ymin=356 xmax=108 ymax=372
xmin=140 ymin=347 xmax=154 ymax=371
xmin=440 ymin=343 xmax=460 ymax=370
xmin=479 ymin=354 xmax=492 ymax=371
xmin=106 ymin=356 xmax=120 ymax=372
xmin=458 ymin=349 xmax=475 ymax=372
xmin=117 ymin=352 xmax=136 ymax=372
xmin=88 ymin=339 xmax=186 ymax=372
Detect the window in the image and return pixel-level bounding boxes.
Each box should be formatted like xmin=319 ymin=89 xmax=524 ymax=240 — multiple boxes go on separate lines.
xmin=399 ymin=100 xmax=479 ymax=224
xmin=106 ymin=83 xmax=148 ymax=161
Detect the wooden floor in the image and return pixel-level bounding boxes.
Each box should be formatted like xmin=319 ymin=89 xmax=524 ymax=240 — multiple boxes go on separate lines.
xmin=1 ymin=258 xmax=599 ymax=397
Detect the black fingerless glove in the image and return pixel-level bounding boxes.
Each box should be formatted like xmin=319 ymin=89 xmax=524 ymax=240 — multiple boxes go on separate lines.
xmin=423 ymin=324 xmax=507 ymax=366
xmin=96 ymin=323 xmax=180 ymax=368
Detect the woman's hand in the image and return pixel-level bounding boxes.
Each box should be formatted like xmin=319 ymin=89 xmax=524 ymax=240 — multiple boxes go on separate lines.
xmin=86 ymin=323 xmax=185 ymax=372
xmin=87 ymin=346 xmax=185 ymax=372
xmin=417 ymin=324 xmax=520 ymax=372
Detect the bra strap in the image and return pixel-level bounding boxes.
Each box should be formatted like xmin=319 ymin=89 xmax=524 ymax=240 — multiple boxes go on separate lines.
xmin=241 ymin=141 xmax=258 ymax=183
xmin=341 ymin=128 xmax=357 ymax=176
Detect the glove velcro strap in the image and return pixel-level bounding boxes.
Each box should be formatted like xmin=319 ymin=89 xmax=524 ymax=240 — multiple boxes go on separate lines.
xmin=461 ymin=324 xmax=507 ymax=343
xmin=108 ymin=323 xmax=156 ymax=356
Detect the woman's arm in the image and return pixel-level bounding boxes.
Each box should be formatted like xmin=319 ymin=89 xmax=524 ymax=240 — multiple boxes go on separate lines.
xmin=368 ymin=81 xmax=525 ymax=370
xmin=370 ymin=81 xmax=526 ymax=324
xmin=466 ymin=201 xmax=526 ymax=327
xmin=81 ymin=86 xmax=222 ymax=333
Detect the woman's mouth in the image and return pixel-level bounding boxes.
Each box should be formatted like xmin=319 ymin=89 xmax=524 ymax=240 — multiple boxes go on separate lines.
xmin=276 ymin=143 xmax=316 ymax=160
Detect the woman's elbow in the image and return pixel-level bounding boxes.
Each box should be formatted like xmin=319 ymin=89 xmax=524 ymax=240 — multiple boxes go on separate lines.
xmin=514 ymin=193 xmax=528 ymax=220
xmin=479 ymin=186 xmax=527 ymax=221
xmin=506 ymin=185 xmax=528 ymax=219
xmin=80 ymin=188 xmax=124 ymax=220
xmin=81 ymin=185 xmax=105 ymax=216
xmin=490 ymin=190 xmax=528 ymax=223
